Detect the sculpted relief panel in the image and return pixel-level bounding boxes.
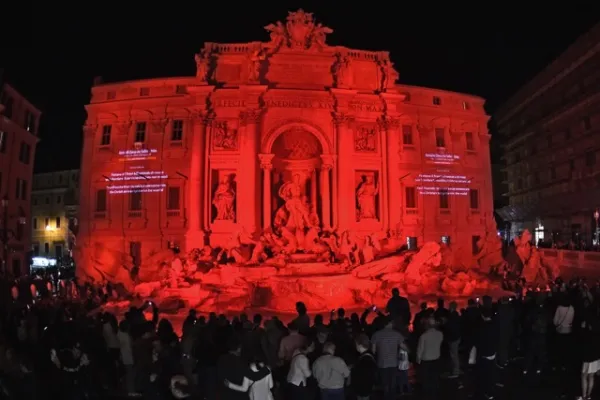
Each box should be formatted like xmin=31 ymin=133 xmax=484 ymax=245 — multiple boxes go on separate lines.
xmin=212 ymin=121 xmax=238 ymax=151
xmin=354 ymin=125 xmax=378 ymax=153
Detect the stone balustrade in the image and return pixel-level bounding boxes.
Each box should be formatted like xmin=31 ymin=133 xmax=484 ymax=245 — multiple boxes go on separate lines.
xmin=539 ymin=248 xmax=600 ymax=271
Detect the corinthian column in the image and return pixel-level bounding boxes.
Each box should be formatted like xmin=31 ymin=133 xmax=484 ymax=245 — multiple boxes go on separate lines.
xmin=186 ymin=112 xmax=208 ymax=250
xmin=258 ymin=154 xmax=274 ymax=230
xmin=239 ymin=109 xmax=262 ymax=233
xmin=334 ymin=113 xmax=354 ymax=231
xmin=380 ymin=116 xmax=402 ymax=232
xmin=321 ymin=155 xmax=334 ymax=230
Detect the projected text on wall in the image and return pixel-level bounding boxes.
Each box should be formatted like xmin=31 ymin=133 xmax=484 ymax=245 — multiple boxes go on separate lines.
xmin=416 ymin=151 xmax=471 ymax=195
xmin=108 ymin=148 xmax=167 ymax=194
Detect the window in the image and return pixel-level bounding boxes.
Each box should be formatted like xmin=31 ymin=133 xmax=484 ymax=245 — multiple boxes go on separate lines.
xmin=56 ymin=217 xmax=61 ymax=228
xmin=435 ymin=128 xmax=445 ymax=147
xmin=135 ymin=122 xmax=146 ymax=143
xmin=33 ymin=245 xmax=39 ymax=256
xmin=167 ymin=187 xmax=181 ymax=210
xmin=534 ymin=172 xmax=540 ymax=184
xmin=531 ymin=144 xmax=537 ymax=155
xmin=565 ymin=129 xmax=571 ymax=140
xmin=45 ymin=218 xmax=49 ymax=228
xmin=402 ymin=125 xmax=413 ymax=145
xmin=25 ymin=110 xmax=36 ymax=133
xmin=462 ymin=101 xmax=470 ymax=110
xmin=15 ymin=179 xmax=26 ymax=200
xmin=171 ymin=120 xmax=184 ymax=141
xmin=101 ymin=125 xmax=112 ymax=146
xmin=0 ymin=131 xmax=7 ymax=153
xmin=406 ymin=236 xmax=418 ymax=250
xmin=139 ymin=87 xmax=150 ymax=96
xmin=550 ymin=167 xmax=556 ymax=180
xmin=465 ymin=132 xmax=474 ymax=150
xmin=570 ymin=160 xmax=575 ymax=170
xmin=469 ymin=189 xmax=479 ymax=209
xmin=433 ymin=96 xmax=441 ymax=105
xmin=586 ymin=151 xmax=596 ymax=167
xmin=439 ymin=189 xmax=449 ymax=209
xmin=2 ymin=96 xmax=13 ymax=119
xmin=129 ymin=190 xmax=142 ymax=211
xmin=547 ymin=134 xmax=553 ymax=148
xmin=45 ymin=197 xmax=50 ymax=205
xmin=55 ymin=245 xmax=63 ymax=258
xmin=405 ymin=187 xmax=417 ymax=208
xmin=18 ymin=142 xmax=30 ymax=164
xmin=96 ymin=189 xmax=107 ymax=212
xmin=472 ymin=235 xmax=481 ymax=255
xmin=583 ymin=116 xmax=592 ymax=131
xmin=57 ymin=195 xmax=61 ymax=204
xmin=32 ymin=197 xmax=37 ymax=205
xmin=33 ymin=218 xmax=37 ymax=230
xmin=44 ymin=243 xmax=49 ymax=254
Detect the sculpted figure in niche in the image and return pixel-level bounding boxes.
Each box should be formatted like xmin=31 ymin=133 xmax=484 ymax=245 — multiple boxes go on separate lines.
xmin=356 ymin=174 xmax=379 ymax=220
xmin=332 ymin=52 xmax=351 ymax=88
xmin=194 ymin=49 xmax=212 ymax=83
xmin=212 ymin=175 xmax=236 ymax=221
xmin=212 ymin=122 xmax=238 ymax=150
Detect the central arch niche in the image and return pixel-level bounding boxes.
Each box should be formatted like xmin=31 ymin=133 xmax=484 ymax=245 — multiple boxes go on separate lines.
xmin=269 ymin=127 xmax=324 ymax=229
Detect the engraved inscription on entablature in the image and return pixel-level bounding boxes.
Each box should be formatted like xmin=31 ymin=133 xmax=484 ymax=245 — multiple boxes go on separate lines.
xmin=264 ymin=98 xmax=334 ymax=109
xmin=349 ymin=101 xmax=384 ymax=113
xmin=213 ymin=99 xmax=247 ymax=108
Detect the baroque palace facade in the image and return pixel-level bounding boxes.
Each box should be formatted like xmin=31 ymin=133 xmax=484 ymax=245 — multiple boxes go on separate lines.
xmin=78 ymin=10 xmax=493 ymax=270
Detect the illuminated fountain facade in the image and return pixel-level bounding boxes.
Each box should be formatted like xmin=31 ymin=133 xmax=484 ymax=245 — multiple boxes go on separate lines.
xmin=77 ymin=11 xmax=498 ymax=311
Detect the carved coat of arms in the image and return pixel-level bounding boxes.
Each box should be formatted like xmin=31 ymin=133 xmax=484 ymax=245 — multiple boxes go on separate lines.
xmin=264 ymin=9 xmax=332 ymax=51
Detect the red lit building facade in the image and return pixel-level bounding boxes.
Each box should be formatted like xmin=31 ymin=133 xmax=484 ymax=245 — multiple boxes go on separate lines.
xmin=496 ymin=22 xmax=600 ymax=245
xmin=0 ymin=83 xmax=41 ymax=276
xmin=78 ymin=11 xmax=494 ymax=270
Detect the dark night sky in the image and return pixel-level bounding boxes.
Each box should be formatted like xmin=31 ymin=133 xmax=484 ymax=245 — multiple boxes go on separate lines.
xmin=2 ymin=4 xmax=599 ymax=173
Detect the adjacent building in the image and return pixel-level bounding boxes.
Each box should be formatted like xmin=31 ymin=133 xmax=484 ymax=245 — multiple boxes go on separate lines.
xmin=31 ymin=169 xmax=80 ymax=262
xmin=78 ymin=11 xmax=494 ymax=280
xmin=0 ymin=83 xmax=41 ymax=275
xmin=496 ymin=22 xmax=600 ymax=245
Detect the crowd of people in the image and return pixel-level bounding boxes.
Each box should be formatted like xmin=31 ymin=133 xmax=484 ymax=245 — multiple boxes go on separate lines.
xmin=0 ymin=279 xmax=599 ymax=400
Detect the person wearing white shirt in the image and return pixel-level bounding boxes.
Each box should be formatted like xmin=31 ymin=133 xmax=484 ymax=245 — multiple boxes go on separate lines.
xmin=553 ymin=295 xmax=575 ymax=370
xmin=287 ymin=340 xmax=315 ymax=400
xmin=225 ymin=361 xmax=274 ymax=400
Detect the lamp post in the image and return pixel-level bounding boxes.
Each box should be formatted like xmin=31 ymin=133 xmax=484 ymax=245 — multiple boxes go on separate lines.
xmin=1 ymin=196 xmax=8 ymax=276
xmin=594 ymin=209 xmax=600 ymax=249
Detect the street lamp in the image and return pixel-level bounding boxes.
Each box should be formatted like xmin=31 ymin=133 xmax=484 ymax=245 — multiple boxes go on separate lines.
xmin=595 ymin=209 xmax=600 ymax=248
xmin=1 ymin=196 xmax=7 ymax=275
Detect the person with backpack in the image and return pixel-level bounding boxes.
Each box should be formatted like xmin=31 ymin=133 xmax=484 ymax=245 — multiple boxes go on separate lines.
xmin=351 ymin=334 xmax=377 ymax=400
